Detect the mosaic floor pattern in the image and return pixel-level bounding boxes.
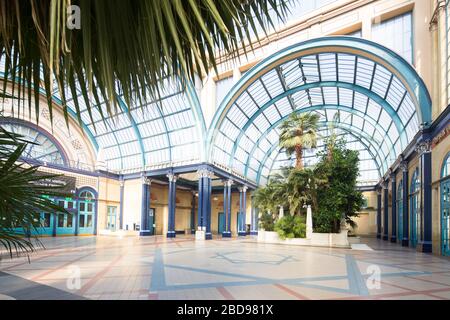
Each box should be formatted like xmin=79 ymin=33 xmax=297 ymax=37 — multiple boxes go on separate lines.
xmin=1 ymin=235 xmax=450 ymax=300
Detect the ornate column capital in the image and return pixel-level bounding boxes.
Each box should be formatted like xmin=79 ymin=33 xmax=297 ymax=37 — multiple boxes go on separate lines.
xmin=167 ymin=173 xmax=178 ymax=183
xmin=399 ymin=161 xmax=408 ymax=172
xmin=389 ymin=170 xmax=396 ymax=182
xmin=377 ymin=189 xmax=382 ymax=196
xmin=225 ymin=179 xmax=233 ymax=187
xmin=383 ymin=180 xmax=389 ymax=189
xmin=415 ymin=140 xmax=432 ymax=156
xmin=141 ymin=175 xmax=151 ymax=185
xmin=238 ymin=186 xmax=248 ymax=193
xmin=197 ymin=168 xmax=213 ymax=179
xmin=119 ymin=179 xmax=125 ymax=187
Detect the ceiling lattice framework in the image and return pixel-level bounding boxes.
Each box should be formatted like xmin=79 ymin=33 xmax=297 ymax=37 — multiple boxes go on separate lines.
xmin=0 ymin=57 xmax=206 ymax=173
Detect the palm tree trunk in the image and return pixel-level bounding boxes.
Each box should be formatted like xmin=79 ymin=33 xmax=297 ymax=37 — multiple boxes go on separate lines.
xmin=295 ymin=145 xmax=303 ymax=169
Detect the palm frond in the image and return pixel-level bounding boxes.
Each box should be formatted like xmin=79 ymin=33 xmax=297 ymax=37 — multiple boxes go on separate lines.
xmin=0 ymin=120 xmax=69 ymax=259
xmin=0 ymin=0 xmax=291 ymax=126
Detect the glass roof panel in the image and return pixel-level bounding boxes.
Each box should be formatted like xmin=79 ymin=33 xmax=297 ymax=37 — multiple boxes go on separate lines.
xmin=211 ymin=47 xmax=423 ymax=186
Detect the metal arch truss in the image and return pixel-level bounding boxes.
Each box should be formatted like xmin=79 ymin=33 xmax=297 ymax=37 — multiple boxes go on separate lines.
xmin=207 ymin=37 xmax=433 ymax=186
xmin=0 ymin=65 xmax=207 ymax=172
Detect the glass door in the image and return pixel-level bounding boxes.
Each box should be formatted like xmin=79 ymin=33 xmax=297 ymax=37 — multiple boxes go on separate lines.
xmin=237 ymin=212 xmax=245 ymax=235
xmin=107 ymin=206 xmax=117 ymax=231
xmin=55 ymin=198 xmax=76 ymax=236
xmin=218 ymin=212 xmax=225 ymax=234
xmin=441 ymin=179 xmax=450 ymax=256
xmin=397 ymin=181 xmax=403 ymax=242
xmin=78 ymin=191 xmax=95 ymax=235
xmin=147 ymin=208 xmax=155 ymax=235
xmin=410 ymin=168 xmax=420 ymax=248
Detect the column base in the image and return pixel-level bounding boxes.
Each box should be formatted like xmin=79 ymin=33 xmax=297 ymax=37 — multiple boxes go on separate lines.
xmin=376 ymin=234 xmax=381 ymax=239
xmin=167 ymin=231 xmax=176 ymax=238
xmin=250 ymin=231 xmax=258 ymax=235
xmin=238 ymin=231 xmax=247 ymax=236
xmin=139 ymin=231 xmax=152 ymax=236
xmin=390 ymin=236 xmax=397 ymax=243
xmin=420 ymin=241 xmax=432 ymax=253
xmin=195 ymin=230 xmax=205 ymax=240
xmin=382 ymin=235 xmax=388 ymax=241
xmin=222 ymin=231 xmax=232 ymax=238
xmin=402 ymin=238 xmax=409 ymax=247
xmin=205 ymin=232 xmax=212 ymax=240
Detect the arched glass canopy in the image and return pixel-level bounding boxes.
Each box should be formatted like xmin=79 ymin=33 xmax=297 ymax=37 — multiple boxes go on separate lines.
xmin=208 ymin=37 xmax=432 ymax=186
xmin=0 ymin=121 xmax=67 ymax=165
xmin=0 ymin=57 xmax=206 ymax=173
xmin=54 ymin=78 xmax=206 ymax=173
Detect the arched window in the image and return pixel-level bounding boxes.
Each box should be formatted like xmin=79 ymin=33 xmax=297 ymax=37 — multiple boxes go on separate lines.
xmin=441 ymin=152 xmax=450 ymax=256
xmin=1 ymin=122 xmax=66 ymax=165
xmin=397 ymin=180 xmax=403 ymax=242
xmin=410 ymin=168 xmax=421 ymax=247
xmin=442 ymin=153 xmax=450 ymax=178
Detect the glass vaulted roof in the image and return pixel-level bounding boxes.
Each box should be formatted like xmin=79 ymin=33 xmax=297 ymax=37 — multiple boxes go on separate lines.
xmin=208 ymin=37 xmax=432 ymax=186
xmin=59 ymin=78 xmax=205 ymax=173
xmin=0 ymin=55 xmax=206 ymax=174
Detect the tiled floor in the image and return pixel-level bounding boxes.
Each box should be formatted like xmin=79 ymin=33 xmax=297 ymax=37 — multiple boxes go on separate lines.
xmin=1 ymin=235 xmax=450 ymax=300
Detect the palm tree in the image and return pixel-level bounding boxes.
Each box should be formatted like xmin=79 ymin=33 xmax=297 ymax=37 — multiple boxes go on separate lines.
xmin=0 ymin=122 xmax=69 ymax=259
xmin=279 ymin=112 xmax=320 ymax=169
xmin=0 ymin=0 xmax=290 ymax=123
xmin=287 ymin=167 xmax=327 ymax=215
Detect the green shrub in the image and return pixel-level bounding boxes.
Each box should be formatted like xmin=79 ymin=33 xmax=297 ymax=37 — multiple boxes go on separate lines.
xmin=259 ymin=212 xmax=275 ymax=231
xmin=274 ymin=215 xmax=306 ymax=239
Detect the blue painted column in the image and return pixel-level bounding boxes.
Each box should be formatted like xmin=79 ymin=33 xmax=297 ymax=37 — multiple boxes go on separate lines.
xmin=140 ymin=176 xmax=151 ymax=236
xmin=190 ymin=191 xmax=196 ymax=234
xmin=376 ymin=189 xmax=382 ymax=239
xmin=167 ymin=173 xmax=177 ymax=238
xmin=238 ymin=186 xmax=248 ymax=236
xmin=203 ymin=170 xmax=212 ymax=240
xmin=417 ymin=140 xmax=432 ymax=253
xmin=222 ymin=180 xmax=228 ymax=237
xmin=197 ymin=172 xmax=204 ymax=231
xmin=383 ymin=181 xmax=389 ymax=241
xmin=242 ymin=186 xmax=248 ymax=235
xmin=391 ymin=173 xmax=397 ymax=243
xmin=196 ymin=169 xmax=212 ymax=240
xmin=222 ymin=179 xmax=233 ymax=238
xmin=119 ymin=179 xmax=124 ymax=230
xmin=250 ymin=193 xmax=258 ymax=235
xmin=400 ymin=161 xmax=409 ymax=247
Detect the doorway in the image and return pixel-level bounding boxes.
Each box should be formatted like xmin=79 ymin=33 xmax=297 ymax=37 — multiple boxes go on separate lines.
xmin=218 ymin=212 xmax=225 ymax=234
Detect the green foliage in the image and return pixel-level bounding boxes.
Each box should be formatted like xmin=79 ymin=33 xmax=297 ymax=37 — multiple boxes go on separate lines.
xmin=259 ymin=211 xmax=275 ymax=231
xmin=274 ymin=215 xmax=306 ymax=239
xmin=279 ymin=112 xmax=320 ymax=169
xmin=254 ymin=128 xmax=363 ymax=234
xmin=0 ymin=0 xmax=290 ymax=126
xmin=313 ymin=137 xmax=364 ymax=233
xmin=0 ymin=122 xmax=68 ymax=259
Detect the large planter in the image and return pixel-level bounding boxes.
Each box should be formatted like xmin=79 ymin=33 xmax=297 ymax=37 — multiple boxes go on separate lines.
xmin=257 ymin=230 xmax=351 ymax=248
